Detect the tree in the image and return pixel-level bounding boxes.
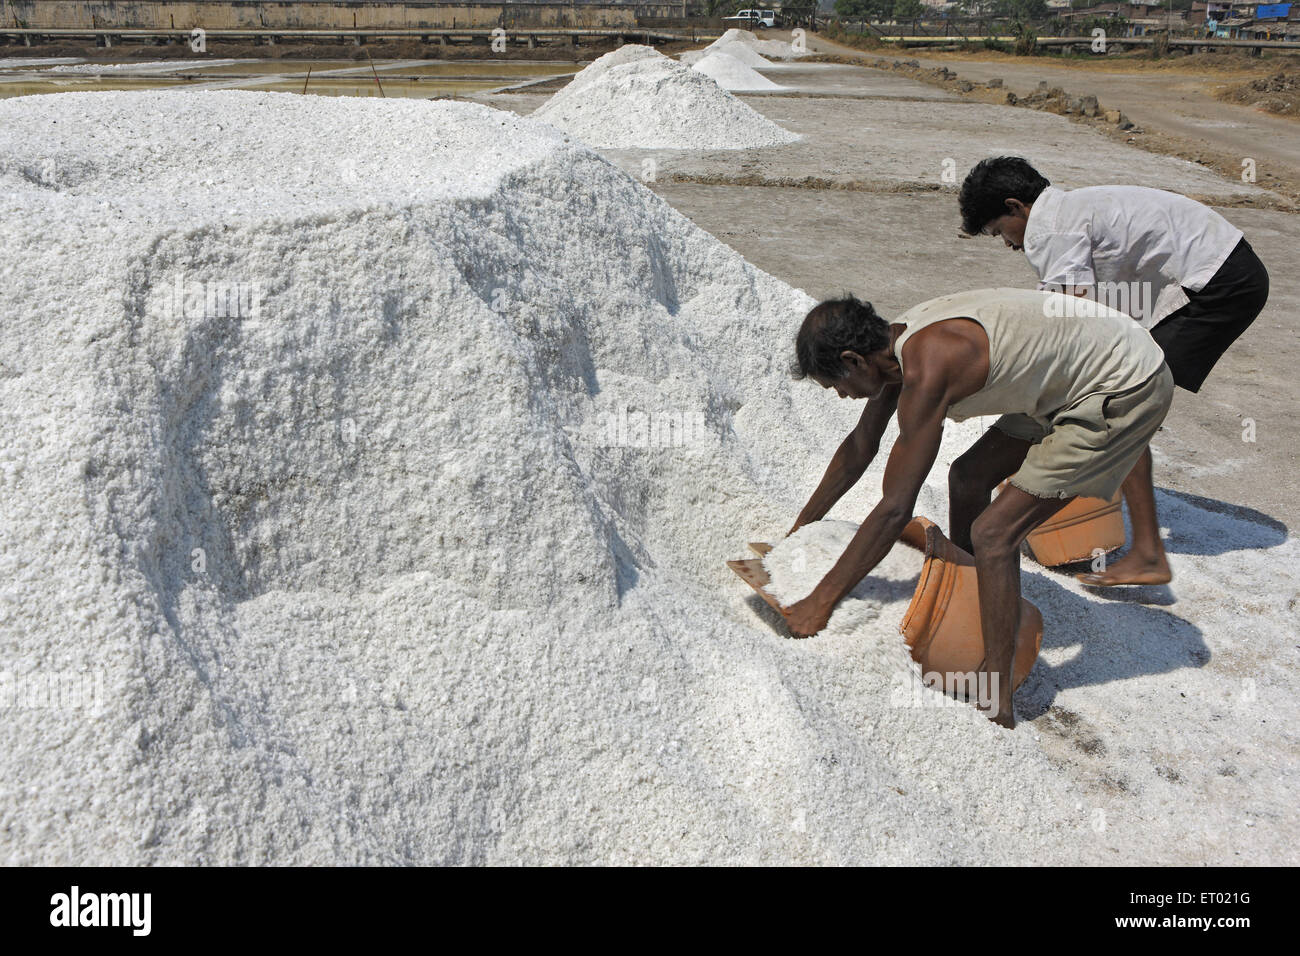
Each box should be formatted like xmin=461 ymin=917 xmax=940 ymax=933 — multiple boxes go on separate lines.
xmin=994 ymin=0 xmax=1048 ymax=17
xmin=894 ymin=0 xmax=927 ymax=18
xmin=834 ymin=0 xmax=894 ymax=18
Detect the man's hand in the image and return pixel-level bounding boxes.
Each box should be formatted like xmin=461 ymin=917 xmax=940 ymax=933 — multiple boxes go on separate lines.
xmin=781 ymin=595 xmax=832 ymax=639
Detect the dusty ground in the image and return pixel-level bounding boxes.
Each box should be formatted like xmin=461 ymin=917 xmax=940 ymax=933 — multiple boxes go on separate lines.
xmin=490 ymin=79 xmax=1264 ymax=198
xmin=1217 ymin=71 xmax=1300 ymax=118
xmin=808 ymin=33 xmax=1300 ymax=202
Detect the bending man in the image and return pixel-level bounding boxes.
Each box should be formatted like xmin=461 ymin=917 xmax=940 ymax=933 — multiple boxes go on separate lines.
xmin=786 ymin=288 xmax=1174 ymax=727
xmin=958 ymin=157 xmax=1269 ymax=586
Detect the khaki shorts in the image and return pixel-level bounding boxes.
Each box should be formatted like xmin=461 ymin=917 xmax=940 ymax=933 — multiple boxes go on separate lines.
xmin=994 ymin=365 xmax=1175 ymax=500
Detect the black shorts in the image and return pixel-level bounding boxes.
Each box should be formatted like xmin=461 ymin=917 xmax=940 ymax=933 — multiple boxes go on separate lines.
xmin=1149 ymin=238 xmax=1269 ymax=393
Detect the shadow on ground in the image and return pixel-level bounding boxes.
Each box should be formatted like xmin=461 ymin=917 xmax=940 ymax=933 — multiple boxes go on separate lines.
xmin=1156 ymin=488 xmax=1289 ymax=556
xmin=1018 ymin=568 xmax=1208 ymax=719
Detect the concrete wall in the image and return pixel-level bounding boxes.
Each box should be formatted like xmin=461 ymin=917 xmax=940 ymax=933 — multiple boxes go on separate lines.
xmin=0 ymin=2 xmax=696 ymax=30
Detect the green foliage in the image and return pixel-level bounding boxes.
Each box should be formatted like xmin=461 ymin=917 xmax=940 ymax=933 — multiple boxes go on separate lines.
xmin=834 ymin=0 xmax=894 ymax=19
xmin=1014 ymin=23 xmax=1038 ymax=55
xmin=706 ymin=0 xmax=749 ymax=16
xmin=994 ymin=0 xmax=1048 ymax=18
xmin=893 ymin=0 xmax=927 ymax=18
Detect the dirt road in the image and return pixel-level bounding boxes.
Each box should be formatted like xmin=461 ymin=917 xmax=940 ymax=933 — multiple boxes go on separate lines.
xmin=805 ymin=32 xmax=1300 ymax=189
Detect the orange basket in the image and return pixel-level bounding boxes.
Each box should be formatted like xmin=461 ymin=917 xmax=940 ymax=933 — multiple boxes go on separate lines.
xmin=899 ymin=518 xmax=1042 ymax=693
xmin=1024 ymin=492 xmax=1125 ymax=567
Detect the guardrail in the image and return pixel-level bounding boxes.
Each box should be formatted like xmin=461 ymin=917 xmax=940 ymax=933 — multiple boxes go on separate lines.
xmin=0 ymin=27 xmax=707 ymax=47
xmin=872 ymin=34 xmax=1300 ymax=50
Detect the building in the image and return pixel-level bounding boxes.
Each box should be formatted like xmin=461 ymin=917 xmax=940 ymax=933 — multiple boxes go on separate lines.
xmin=1200 ymin=2 xmax=1300 ymax=38
xmin=1058 ymin=3 xmax=1189 ymax=34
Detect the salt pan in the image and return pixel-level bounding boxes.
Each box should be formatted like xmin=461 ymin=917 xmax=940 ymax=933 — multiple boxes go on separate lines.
xmin=2 ymin=88 xmax=1294 ymax=866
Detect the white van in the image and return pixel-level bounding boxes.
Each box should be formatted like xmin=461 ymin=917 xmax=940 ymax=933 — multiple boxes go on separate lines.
xmin=723 ymin=9 xmax=778 ymax=29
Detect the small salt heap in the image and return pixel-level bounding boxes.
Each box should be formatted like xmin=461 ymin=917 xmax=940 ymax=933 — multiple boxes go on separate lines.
xmin=707 ymin=28 xmax=762 ymax=49
xmin=691 ymin=51 xmax=783 ymax=92
xmin=706 ymin=40 xmax=774 ymax=69
xmin=532 ymin=46 xmax=799 ymax=150
xmin=704 ymin=27 xmax=805 ymax=61
xmin=749 ymin=36 xmax=804 ymax=59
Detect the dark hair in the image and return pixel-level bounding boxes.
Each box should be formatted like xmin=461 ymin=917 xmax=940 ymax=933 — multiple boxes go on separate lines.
xmin=792 ymin=295 xmax=890 ymax=380
xmin=958 ymin=156 xmax=1050 ymax=236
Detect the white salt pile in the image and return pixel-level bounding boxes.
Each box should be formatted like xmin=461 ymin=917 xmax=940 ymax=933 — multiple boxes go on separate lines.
xmin=763 ymin=520 xmax=915 ymax=640
xmin=750 ymin=37 xmax=803 ymax=60
xmin=691 ymin=51 xmax=784 ymax=92
xmin=532 ymin=47 xmax=799 ymax=150
xmin=0 ymin=88 xmax=1094 ymax=865
xmin=708 ymin=28 xmax=761 ymax=49
xmin=558 ymin=42 xmax=662 ymax=94
xmin=681 ymin=41 xmax=770 ymax=69
xmin=706 ymin=40 xmax=775 ymax=69
xmin=705 ymin=28 xmax=805 ymax=61
xmin=2 ymin=89 xmax=1295 ymax=866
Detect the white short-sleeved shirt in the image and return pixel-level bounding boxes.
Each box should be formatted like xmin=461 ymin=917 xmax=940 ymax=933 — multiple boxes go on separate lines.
xmin=1022 ymin=185 xmax=1243 ymax=329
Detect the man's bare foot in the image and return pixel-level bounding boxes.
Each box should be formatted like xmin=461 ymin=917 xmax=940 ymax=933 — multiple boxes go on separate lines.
xmin=989 ymin=708 xmax=1015 ymax=729
xmin=976 ymin=682 xmax=1015 ymax=728
xmin=1076 ymin=552 xmax=1172 ymax=587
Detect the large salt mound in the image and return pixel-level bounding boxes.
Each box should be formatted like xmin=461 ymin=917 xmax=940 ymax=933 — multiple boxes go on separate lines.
xmin=561 ymin=42 xmax=662 ymax=94
xmin=692 ymin=51 xmax=783 ymax=92
xmin=532 ymin=50 xmax=799 ymax=150
xmin=0 ymin=89 xmax=1102 ymax=865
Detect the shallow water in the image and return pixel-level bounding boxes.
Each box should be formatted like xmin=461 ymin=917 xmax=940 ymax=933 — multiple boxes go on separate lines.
xmin=0 ymin=58 xmax=575 ymax=99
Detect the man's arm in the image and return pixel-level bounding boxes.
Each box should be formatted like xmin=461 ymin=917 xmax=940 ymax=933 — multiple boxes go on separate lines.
xmin=789 ymin=384 xmax=901 ymax=535
xmin=783 ymin=375 xmax=949 ymax=638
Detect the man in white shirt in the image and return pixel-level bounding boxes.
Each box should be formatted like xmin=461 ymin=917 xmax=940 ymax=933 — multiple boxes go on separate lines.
xmin=956 ymin=156 xmax=1269 ymax=587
